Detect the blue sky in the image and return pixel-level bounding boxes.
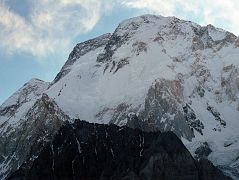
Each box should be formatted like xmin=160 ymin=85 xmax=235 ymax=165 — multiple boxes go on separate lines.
xmin=1 ymin=0 xmax=239 ymax=104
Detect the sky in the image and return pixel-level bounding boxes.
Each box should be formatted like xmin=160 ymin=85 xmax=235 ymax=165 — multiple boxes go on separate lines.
xmin=1 ymin=0 xmax=239 ymax=104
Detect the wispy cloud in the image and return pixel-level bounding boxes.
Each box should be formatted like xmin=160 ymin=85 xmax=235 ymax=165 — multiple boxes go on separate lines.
xmin=0 ymin=0 xmax=112 ymax=59
xmin=121 ymin=0 xmax=239 ymax=35
xmin=1 ymin=0 xmax=239 ymax=61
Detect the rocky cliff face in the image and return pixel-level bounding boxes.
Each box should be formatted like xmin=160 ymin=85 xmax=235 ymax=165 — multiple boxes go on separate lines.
xmin=8 ymin=120 xmax=231 ymax=180
xmin=1 ymin=14 xmax=239 ymax=179
xmin=0 ymin=93 xmax=70 ymax=179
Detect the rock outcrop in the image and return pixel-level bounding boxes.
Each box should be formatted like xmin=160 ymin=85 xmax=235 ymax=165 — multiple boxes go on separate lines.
xmin=8 ymin=120 xmax=231 ymax=180
xmin=0 ymin=94 xmax=69 ymax=179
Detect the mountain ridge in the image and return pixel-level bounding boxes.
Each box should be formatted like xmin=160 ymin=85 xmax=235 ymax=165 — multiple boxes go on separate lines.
xmin=8 ymin=119 xmax=231 ymax=180
xmin=1 ymin=14 xmax=239 ymax=179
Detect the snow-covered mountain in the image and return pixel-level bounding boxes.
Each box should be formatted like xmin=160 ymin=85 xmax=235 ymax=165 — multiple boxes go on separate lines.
xmin=1 ymin=14 xmax=239 ymax=179
xmin=0 ymin=80 xmax=69 ymax=179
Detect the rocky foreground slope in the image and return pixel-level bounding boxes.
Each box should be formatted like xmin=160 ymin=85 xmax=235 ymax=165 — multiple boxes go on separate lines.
xmin=1 ymin=14 xmax=239 ymax=179
xmin=8 ymin=120 xmax=230 ymax=180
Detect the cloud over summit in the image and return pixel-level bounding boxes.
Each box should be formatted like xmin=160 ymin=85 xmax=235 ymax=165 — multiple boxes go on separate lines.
xmin=0 ymin=0 xmax=111 ymax=58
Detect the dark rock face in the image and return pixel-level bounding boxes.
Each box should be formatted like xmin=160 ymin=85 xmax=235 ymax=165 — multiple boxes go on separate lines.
xmin=183 ymin=104 xmax=204 ymax=135
xmin=126 ymin=112 xmax=161 ymax=132
xmin=8 ymin=120 xmax=231 ymax=180
xmin=207 ymin=104 xmax=226 ymax=127
xmin=198 ymin=159 xmax=232 ymax=180
xmin=195 ymin=142 xmax=212 ymax=159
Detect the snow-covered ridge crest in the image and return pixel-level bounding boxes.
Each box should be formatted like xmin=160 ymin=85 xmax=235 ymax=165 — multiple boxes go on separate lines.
xmin=0 ymin=78 xmax=47 ymax=109
xmin=0 ymin=78 xmax=49 ymax=126
xmin=52 ymin=33 xmax=111 ymax=84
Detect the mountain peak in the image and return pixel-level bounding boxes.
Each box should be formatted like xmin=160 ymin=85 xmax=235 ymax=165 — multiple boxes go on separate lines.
xmin=26 ymin=78 xmax=45 ymax=84
xmin=1 ymin=14 xmax=239 ymax=179
xmin=0 ymin=78 xmax=49 ymax=126
xmin=52 ymin=33 xmax=111 ymax=84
